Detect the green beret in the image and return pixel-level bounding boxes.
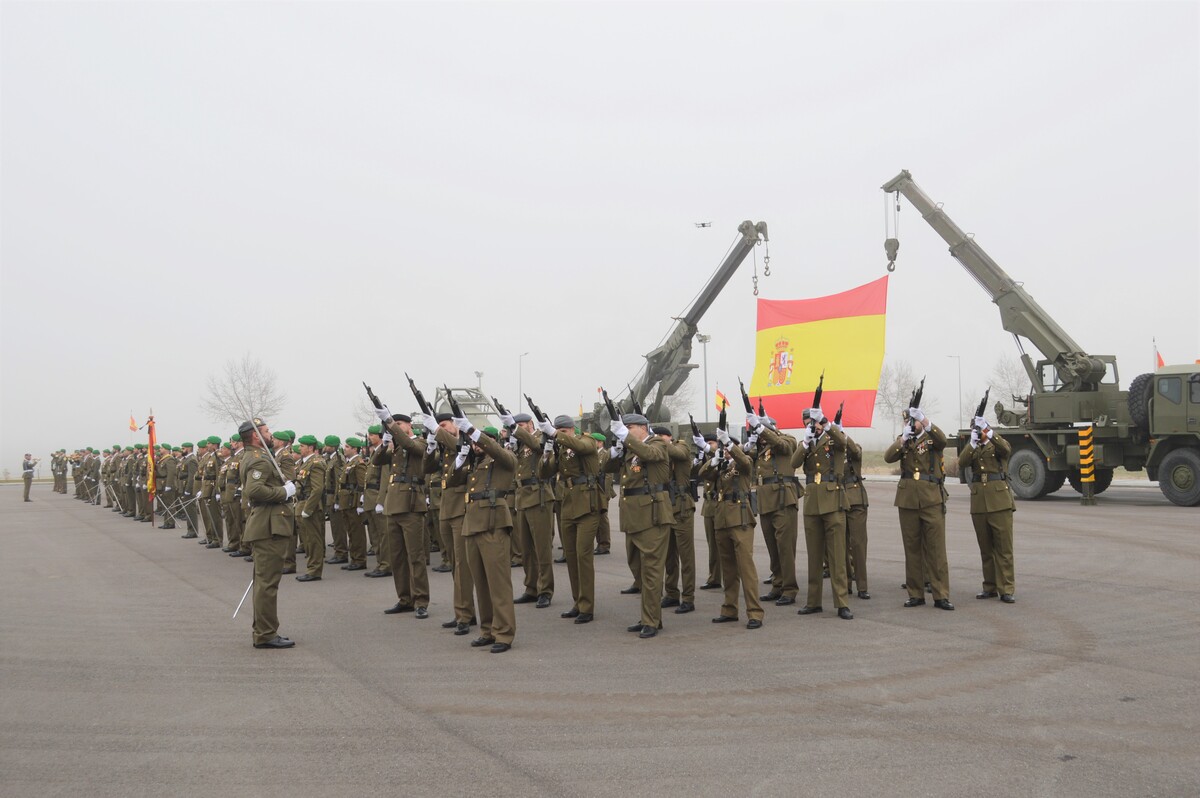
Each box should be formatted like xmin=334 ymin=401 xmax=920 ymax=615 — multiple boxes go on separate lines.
xmin=172 ymin=446 xmax=181 ymax=451
xmin=272 ymin=430 xmax=289 ymax=442
xmin=482 ymin=426 xmax=500 ymax=439
xmin=134 ymin=443 xmax=145 ymax=449
xmin=323 ymin=435 xmax=341 ymax=447
xmin=367 ymin=424 xmax=383 ymax=435
xmin=345 ymin=437 xmax=364 ymax=449
xmin=589 ymin=432 xmax=606 ymax=442
xmin=206 ymin=435 xmax=221 ymax=445
xmin=291 ymin=444 xmax=300 ymax=453
xmin=158 ymin=442 xmax=170 ymax=449
xmin=298 ymin=434 xmax=319 ymax=446
xmin=284 ymin=430 xmax=296 ymax=441
xmin=125 ymin=446 xmax=134 ymax=451
xmin=86 ymin=447 xmax=94 ymax=452
xmin=180 ymin=441 xmax=193 ymax=448
xmin=113 ymin=445 xmax=120 ymax=451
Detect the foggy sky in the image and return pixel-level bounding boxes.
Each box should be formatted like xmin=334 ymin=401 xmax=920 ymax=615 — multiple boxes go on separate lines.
xmin=2 ymin=0 xmax=1198 ymax=470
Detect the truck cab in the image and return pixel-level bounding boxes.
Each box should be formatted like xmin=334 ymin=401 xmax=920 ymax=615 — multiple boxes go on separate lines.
xmin=1144 ymin=367 xmax=1200 ymax=506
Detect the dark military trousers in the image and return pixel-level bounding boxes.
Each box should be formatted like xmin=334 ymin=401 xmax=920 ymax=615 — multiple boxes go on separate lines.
xmin=627 ymin=524 xmax=670 ymax=629
xmin=704 ymin=512 xmax=721 ymax=587
xmin=664 ymin=503 xmax=696 ymax=603
xmin=845 ymin=504 xmax=868 ymax=592
xmin=465 ymin=527 xmax=516 ymax=645
xmin=717 ymin=524 xmax=764 ymax=621
xmin=763 ymin=507 xmax=800 ymax=598
xmin=595 ymin=508 xmax=611 ymax=553
xmin=249 ymin=533 xmax=289 ymax=645
xmin=804 ymin=510 xmax=849 ymax=609
xmin=562 ymin=512 xmax=599 ymax=615
xmin=972 ymin=508 xmax=1015 ymax=596
xmin=23 ymin=475 xmax=32 ymax=501
xmin=445 ymin=515 xmax=475 ymax=624
xmin=898 ymin=506 xmax=949 ymax=601
xmin=388 ymin=513 xmax=429 ymax=609
xmin=299 ymin=512 xmax=324 ymax=577
xmin=516 ymin=503 xmax=554 ymax=599
xmin=183 ymin=494 xmax=199 ymax=534
xmin=125 ymin=485 xmax=136 ymax=516
xmin=433 ymin=505 xmax=452 ymax=567
xmin=759 ymin=511 xmax=780 ymax=584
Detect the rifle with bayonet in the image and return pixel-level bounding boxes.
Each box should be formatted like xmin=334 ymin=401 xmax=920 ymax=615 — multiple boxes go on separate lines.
xmin=601 ymin=387 xmax=620 ymax=423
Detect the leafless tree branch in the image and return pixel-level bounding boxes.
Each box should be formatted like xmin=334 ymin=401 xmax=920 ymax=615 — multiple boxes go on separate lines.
xmin=199 ymin=354 xmax=287 ymax=425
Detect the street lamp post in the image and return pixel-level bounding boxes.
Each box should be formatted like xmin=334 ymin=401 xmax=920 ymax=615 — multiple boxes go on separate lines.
xmin=518 ymin=352 xmax=529 ymax=402
xmin=947 ymin=354 xmax=962 ymax=430
xmin=696 ymin=333 xmax=712 ymax=423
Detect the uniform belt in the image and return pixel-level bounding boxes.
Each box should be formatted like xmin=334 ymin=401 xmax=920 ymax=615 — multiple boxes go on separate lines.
xmin=518 ymin=477 xmax=543 ymax=487
xmin=971 ymin=472 xmax=1008 ymax=484
xmin=568 ymin=475 xmax=596 ymax=486
xmin=718 ymin=490 xmax=750 ymax=502
xmin=344 ymin=484 xmax=360 ymax=492
xmin=324 ymin=488 xmax=335 ymax=495
xmin=622 ymin=484 xmax=669 ymax=497
xmin=901 ymin=472 xmax=944 ymax=484
xmin=468 ymin=489 xmax=512 ymax=502
xmin=390 ymin=475 xmax=416 ymax=485
xmin=366 ymin=482 xmax=380 ymax=490
xmin=760 ymin=475 xmax=799 ymax=485
xmin=805 ymin=474 xmax=841 ymax=485
xmin=703 ymin=491 xmax=719 ymax=501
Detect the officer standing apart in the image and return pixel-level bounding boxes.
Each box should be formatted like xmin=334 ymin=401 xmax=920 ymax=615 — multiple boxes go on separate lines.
xmin=240 ymin=418 xmax=297 ymax=649
xmin=606 ymin=413 xmax=675 ymax=638
xmin=958 ymin=415 xmax=1016 ymax=603
xmin=883 ymin=406 xmax=954 ymax=610
xmin=789 ymin=408 xmax=854 ymax=619
xmin=22 ymin=454 xmax=38 ymax=501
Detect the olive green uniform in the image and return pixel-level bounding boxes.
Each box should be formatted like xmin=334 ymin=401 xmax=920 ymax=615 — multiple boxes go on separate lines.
xmin=296 ymin=452 xmax=328 ymax=577
xmin=842 ymin=432 xmax=870 ymax=594
xmin=199 ymin=450 xmax=224 ymax=544
xmin=548 ymin=430 xmax=603 ymax=616
xmin=325 ymin=449 xmax=347 ymax=560
xmin=424 ymin=449 xmax=448 ymax=569
xmin=791 ymin=424 xmax=851 ymax=610
xmin=435 ymin=427 xmax=475 ymax=624
xmin=607 ymin=433 xmax=675 ymax=630
xmin=276 ymin=447 xmax=299 ymax=569
xmin=224 ymin=449 xmax=246 ymax=552
xmin=699 ymin=443 xmax=764 ymax=622
xmin=242 ymin=444 xmax=294 ymax=645
xmin=380 ymin=422 xmax=432 ymax=610
xmin=178 ymin=451 xmax=200 ymax=536
xmin=754 ymin=427 xmax=802 ymax=600
xmin=364 ymin=445 xmax=389 ymax=573
xmin=339 ymin=452 xmax=368 ymax=568
xmin=958 ymin=431 xmax=1016 ymax=597
xmin=157 ymin=453 xmax=179 ymax=527
xmin=512 ymin=426 xmax=555 ymax=600
xmin=884 ymin=424 xmax=951 ymax=602
xmin=662 ymin=438 xmax=697 ymax=605
xmin=463 ymin=432 xmax=518 ymax=646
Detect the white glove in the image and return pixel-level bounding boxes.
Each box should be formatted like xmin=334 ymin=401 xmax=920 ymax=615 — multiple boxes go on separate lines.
xmin=746 ymin=413 xmax=761 ymax=429
xmin=374 ymin=503 xmax=384 ymax=513
xmin=416 ymin=412 xmax=438 ymax=430
xmin=537 ymin=419 xmax=556 ymax=437
xmin=609 ymin=445 xmax=623 ymax=459
xmin=974 ymin=416 xmax=989 ymax=430
xmin=901 ymin=425 xmax=913 ymax=442
xmin=505 ymin=437 xmax=519 ymax=451
xmin=425 ymin=437 xmax=438 ymax=454
xmin=692 ymin=434 xmax=709 ymax=453
xmin=469 ymin=428 xmax=482 ymax=443
xmin=500 ymin=413 xmax=515 ymax=427
xmin=356 ymin=506 xmax=364 ymax=515
xmin=283 ymin=481 xmax=297 ymax=499
xmin=969 ymin=428 xmax=980 ymax=449
xmin=164 ymin=486 xmax=173 ymax=492
xmin=716 ymin=428 xmax=731 ymax=446
xmin=610 ymin=419 xmax=629 ymax=442
xmin=802 ymin=427 xmax=816 ymax=449
xmin=454 ymin=451 xmax=467 ymax=469
xmin=215 ymin=493 xmax=221 ymax=500
xmin=334 ymin=503 xmax=341 ymax=510
xmin=909 ymin=408 xmax=926 ymax=424
xmin=452 ymin=416 xmax=472 ymax=433
xmin=743 ymin=434 xmax=758 ymax=452
xmin=301 ymin=510 xmax=311 ymax=518
xmin=184 ymin=491 xmax=191 ymax=496
xmin=542 ymin=440 xmax=554 ymax=454
xmin=375 ymin=405 xmax=392 ymax=422
xmin=382 ymin=432 xmax=393 ymax=445
xmin=809 ymin=408 xmax=824 ymax=423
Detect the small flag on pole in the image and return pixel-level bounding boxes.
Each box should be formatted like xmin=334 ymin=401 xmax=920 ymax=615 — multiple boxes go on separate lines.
xmin=1154 ymin=338 xmax=1165 ymax=369
xmin=129 ymin=413 xmax=137 ymax=432
xmin=714 ymin=388 xmax=729 ymax=412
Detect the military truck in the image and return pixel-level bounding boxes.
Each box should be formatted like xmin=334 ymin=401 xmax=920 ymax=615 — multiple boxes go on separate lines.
xmin=882 ymin=170 xmax=1199 ymax=507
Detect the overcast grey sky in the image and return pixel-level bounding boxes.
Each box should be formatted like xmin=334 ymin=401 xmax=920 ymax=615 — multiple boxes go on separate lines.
xmin=2 ymin=1 xmax=1197 ymax=466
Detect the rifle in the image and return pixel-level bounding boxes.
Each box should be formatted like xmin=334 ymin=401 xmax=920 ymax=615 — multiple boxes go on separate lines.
xmin=600 ymin=387 xmax=620 ymax=422
xmin=524 ymin=394 xmax=548 ymax=423
xmin=808 ymin=370 xmax=825 ymax=435
xmin=627 ymin=385 xmax=643 ymax=416
xmin=737 ymin=377 xmax=754 ymax=413
xmin=718 ymin=397 xmax=728 ymax=432
xmin=363 ymin=381 xmax=384 ymax=411
xmin=903 ymin=375 xmax=926 ymax=441
xmin=757 ymin=398 xmax=766 ymax=418
xmin=833 ymin=400 xmax=845 ymax=427
xmin=688 ymin=413 xmax=702 ymax=440
xmin=406 ymin=373 xmax=432 ymax=416
xmin=972 ymin=388 xmax=990 ymax=438
xmin=491 ymin=396 xmax=510 ymax=417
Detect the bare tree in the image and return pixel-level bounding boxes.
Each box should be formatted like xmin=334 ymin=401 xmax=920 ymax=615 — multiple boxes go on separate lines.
xmin=352 ymin=395 xmax=378 ymax=430
xmin=989 ymin=355 xmax=1030 ymax=405
xmin=660 ymin=379 xmax=697 ymax=423
xmin=875 ymin=359 xmax=915 ymax=435
xmin=200 ymin=354 xmax=287 ymax=425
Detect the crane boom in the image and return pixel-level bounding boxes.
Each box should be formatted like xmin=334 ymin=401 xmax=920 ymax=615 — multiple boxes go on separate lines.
xmin=882 ymin=170 xmax=1107 ymax=392
xmin=629 ymin=220 xmax=768 ymax=420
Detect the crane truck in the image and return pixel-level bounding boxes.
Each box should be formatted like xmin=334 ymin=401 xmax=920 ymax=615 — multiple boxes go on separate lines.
xmin=882 ymin=170 xmax=1199 ymax=507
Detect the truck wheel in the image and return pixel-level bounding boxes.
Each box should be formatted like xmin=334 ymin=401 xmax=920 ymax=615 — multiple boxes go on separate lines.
xmin=1158 ymin=448 xmax=1200 ymax=506
xmin=1044 ymin=470 xmax=1067 ymax=495
xmin=1008 ymin=448 xmax=1048 ymax=500
xmin=1127 ymin=372 xmax=1154 ymax=430
xmin=1067 ymin=468 xmax=1114 ymax=495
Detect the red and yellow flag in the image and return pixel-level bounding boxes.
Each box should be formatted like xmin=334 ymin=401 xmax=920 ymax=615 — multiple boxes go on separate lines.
xmin=146 ymin=417 xmax=156 ymax=504
xmin=714 ymin=388 xmax=729 ymax=412
xmin=749 ymin=276 xmax=888 ymax=428
xmin=129 ymin=413 xmax=138 ymax=432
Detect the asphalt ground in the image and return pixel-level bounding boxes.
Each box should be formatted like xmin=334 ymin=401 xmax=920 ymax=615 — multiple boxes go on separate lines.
xmin=1 ymin=482 xmax=1196 ymax=798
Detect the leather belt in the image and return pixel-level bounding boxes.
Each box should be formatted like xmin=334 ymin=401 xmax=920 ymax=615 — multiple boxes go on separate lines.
xmin=901 ymin=472 xmax=944 ymax=484
xmin=568 ymin=475 xmax=596 ymax=486
xmin=390 ymin=475 xmax=416 ymax=485
xmin=760 ymin=475 xmax=800 ymax=485
xmin=971 ymin=472 xmax=1008 ymax=484
xmin=468 ymin=489 xmax=512 ymax=502
xmin=366 ymin=482 xmax=380 ymax=490
xmin=718 ymin=490 xmax=750 ymax=502
xmin=518 ymin=477 xmax=542 ymax=487
xmin=805 ymin=474 xmax=841 ymax=485
xmin=622 ymin=484 xmax=668 ymax=497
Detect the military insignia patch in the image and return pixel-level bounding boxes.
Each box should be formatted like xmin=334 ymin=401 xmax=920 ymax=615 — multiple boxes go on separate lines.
xmin=252 ymin=470 xmax=263 ymax=480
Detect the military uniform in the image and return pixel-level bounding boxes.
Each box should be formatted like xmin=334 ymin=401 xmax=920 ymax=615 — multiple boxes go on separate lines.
xmin=698 ymin=440 xmax=764 ymax=626
xmin=338 ymin=444 xmax=368 ymax=570
xmin=156 ymin=447 xmax=179 ymax=527
xmin=544 ymin=419 xmax=603 ymax=620
xmin=753 ymin=425 xmax=802 ymax=603
xmin=380 ymin=417 xmax=432 ymax=614
xmin=424 ymin=439 xmax=449 ymax=571
xmin=363 ymin=427 xmax=390 ymax=576
xmin=606 ymin=417 xmax=675 ymax=635
xmin=883 ymin=419 xmax=953 ymax=608
xmin=177 ymin=445 xmax=200 ymax=537
xmin=840 ymin=431 xmax=869 ymax=597
xmin=323 ymin=438 xmax=347 ymax=563
xmin=958 ymin=422 xmax=1016 ymax=601
xmin=241 ymin=426 xmax=296 ymax=648
xmin=791 ymin=421 xmax=852 ymax=616
xmin=433 ymin=423 xmax=475 ymax=628
xmin=21 ymin=456 xmax=36 ymax=501
xmin=661 ymin=431 xmax=697 ymax=612
xmin=462 ymin=427 xmax=518 ymax=651
xmin=294 ymin=439 xmax=328 ymax=579
xmin=274 ymin=434 xmax=299 ymax=570
xmin=698 ymin=449 xmax=722 ymax=590
xmin=199 ymin=440 xmax=225 ymax=545
xmin=223 ymin=443 xmax=246 ymax=553
xmin=512 ymin=422 xmax=556 ymax=605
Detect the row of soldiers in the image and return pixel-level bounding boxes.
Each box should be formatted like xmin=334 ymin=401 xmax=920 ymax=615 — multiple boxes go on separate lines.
xmin=63 ymin=395 xmax=1017 ymax=650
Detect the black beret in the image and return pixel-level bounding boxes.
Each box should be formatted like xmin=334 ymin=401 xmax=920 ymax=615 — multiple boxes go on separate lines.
xmin=434 ymin=413 xmax=453 ymax=423
xmin=652 ymin=425 xmax=672 ymax=437
xmin=391 ymin=413 xmax=411 ymax=423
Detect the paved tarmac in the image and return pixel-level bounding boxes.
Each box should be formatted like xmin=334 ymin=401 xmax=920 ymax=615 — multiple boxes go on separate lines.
xmin=2 ymin=481 xmax=1196 ymax=798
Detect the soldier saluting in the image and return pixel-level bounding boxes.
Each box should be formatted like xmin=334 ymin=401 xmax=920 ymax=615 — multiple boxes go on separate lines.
xmin=883 ymin=384 xmax=954 ymax=610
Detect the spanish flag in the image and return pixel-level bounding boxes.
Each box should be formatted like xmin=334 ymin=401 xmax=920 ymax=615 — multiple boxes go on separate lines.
xmin=129 ymin=413 xmax=137 ymax=432
xmin=714 ymin=388 xmax=729 ymax=413
xmin=749 ymin=276 xmax=888 ymax=428
xmin=146 ymin=416 xmax=156 ymax=505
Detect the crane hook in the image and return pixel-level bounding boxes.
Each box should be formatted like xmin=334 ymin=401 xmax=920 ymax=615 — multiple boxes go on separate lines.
xmin=884 ymin=237 xmax=899 ymax=272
